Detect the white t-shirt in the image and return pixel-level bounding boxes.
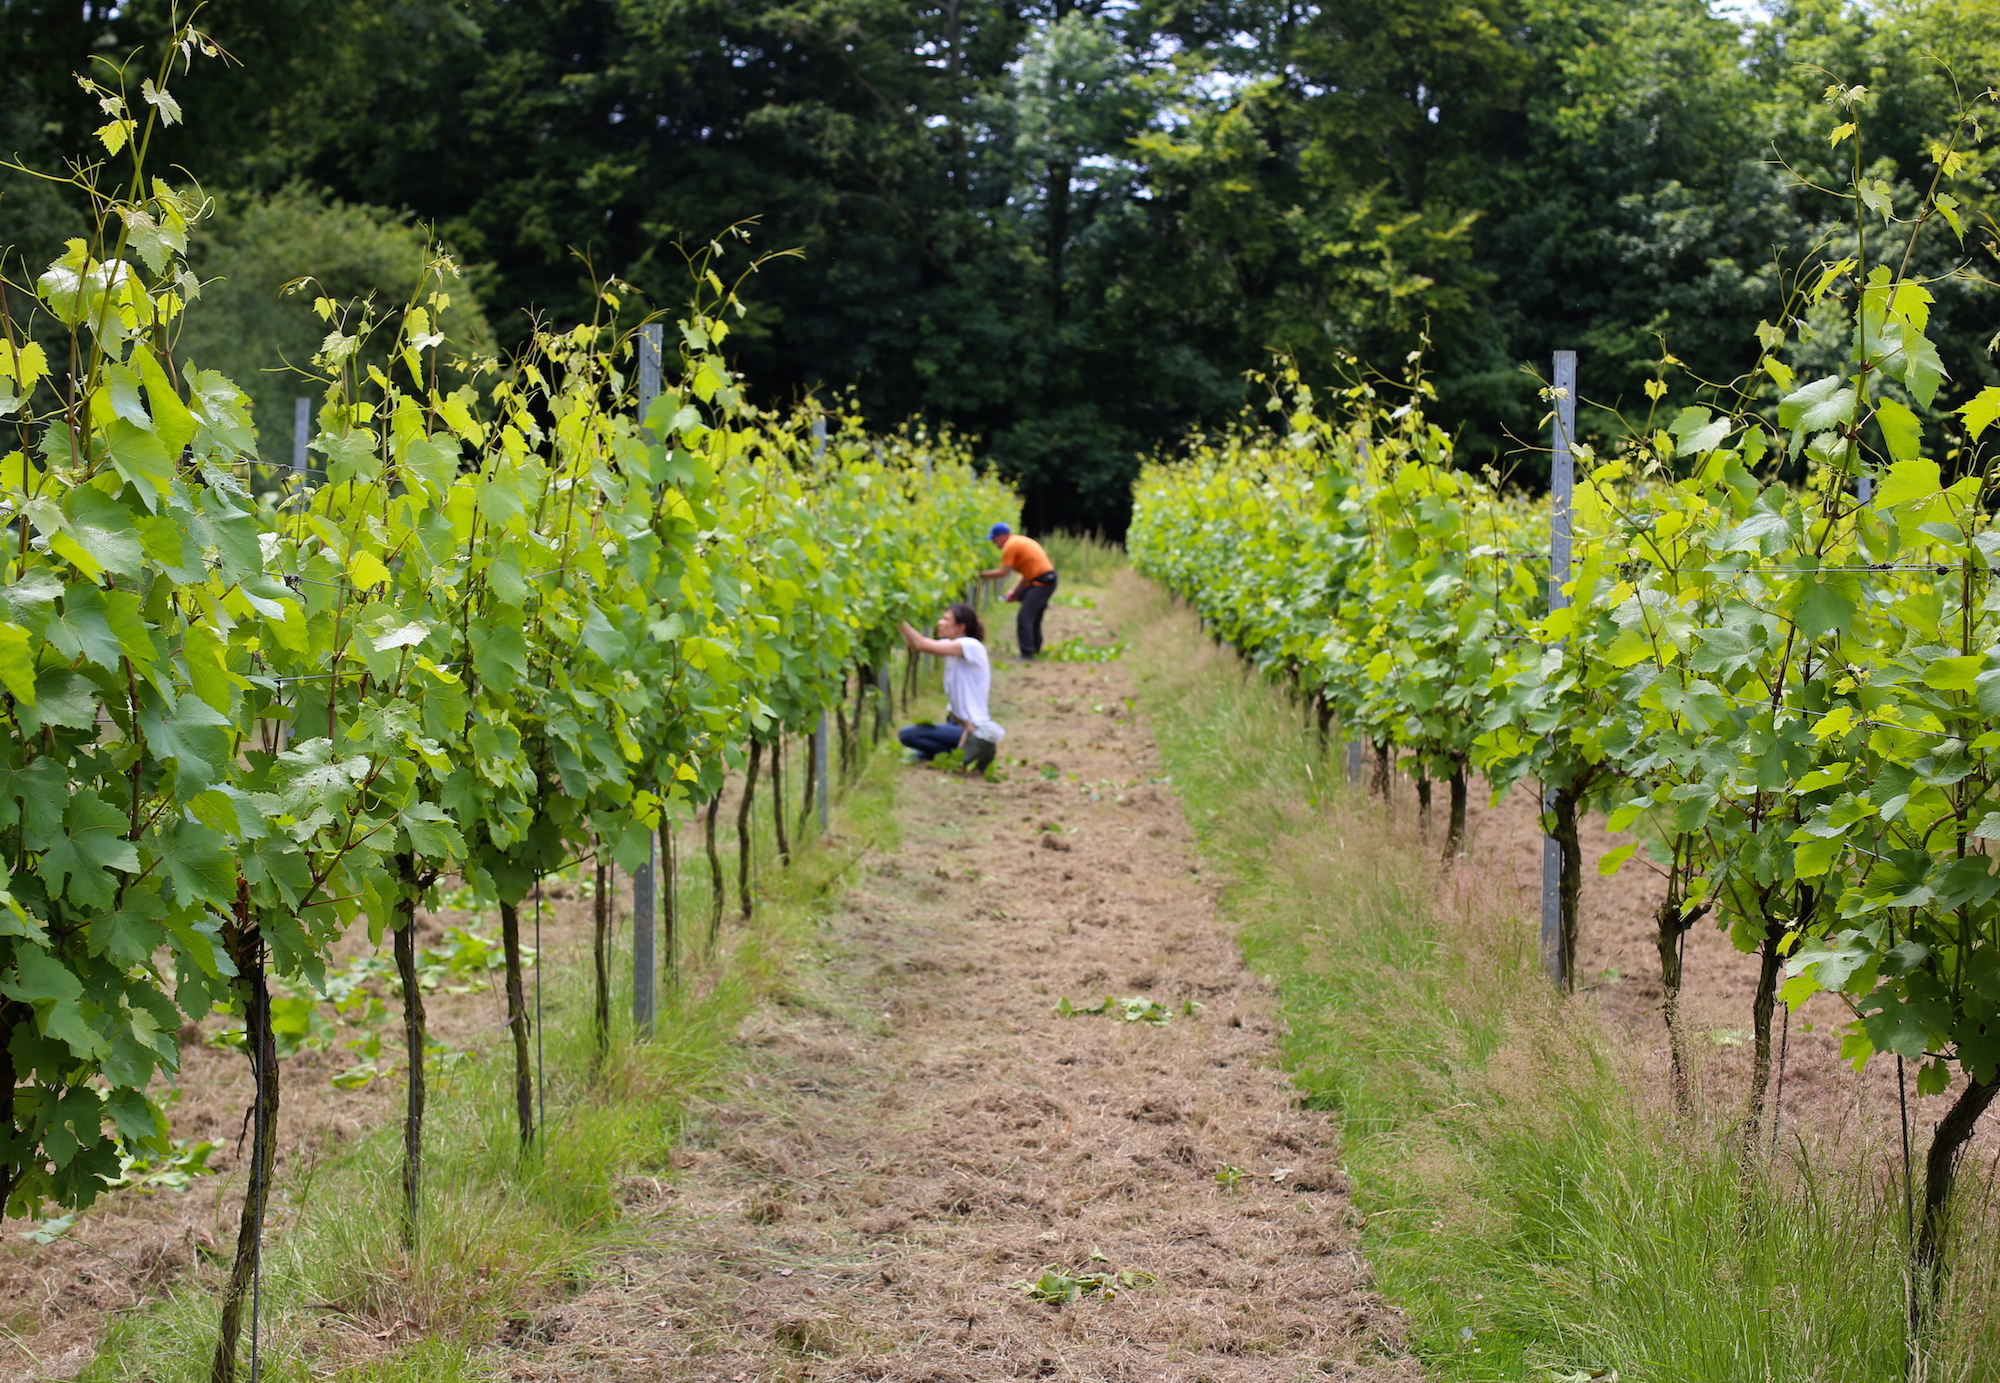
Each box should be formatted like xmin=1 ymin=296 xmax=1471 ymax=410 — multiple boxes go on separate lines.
xmin=943 ymin=638 xmax=1006 ymax=743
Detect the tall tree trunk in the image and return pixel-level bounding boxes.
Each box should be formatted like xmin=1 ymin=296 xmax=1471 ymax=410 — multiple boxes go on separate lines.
xmin=499 ymin=900 xmax=534 ymax=1148
xmin=1444 ymin=761 xmax=1468 ymax=859
xmin=705 ymin=794 xmax=724 ymax=948
xmin=392 ymin=855 xmax=427 ymax=1250
xmin=772 ymin=735 xmax=791 ymax=865
xmin=592 ymin=846 xmax=610 ymax=1064
xmin=737 ymin=738 xmax=763 ymax=920
xmin=1917 ymin=1074 xmax=2000 ymax=1319
xmin=211 ymin=883 xmax=278 ymax=1383
xmin=946 ymin=0 xmax=964 ymax=186
xmin=1047 ymin=159 xmax=1071 ymax=325
xmin=1549 ymin=789 xmax=1583 ymax=991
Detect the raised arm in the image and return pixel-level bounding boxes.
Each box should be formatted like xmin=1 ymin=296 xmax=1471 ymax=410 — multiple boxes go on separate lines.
xmin=899 ymin=620 xmax=966 ymax=657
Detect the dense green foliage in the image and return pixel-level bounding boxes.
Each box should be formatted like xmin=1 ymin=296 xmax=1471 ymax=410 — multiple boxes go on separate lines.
xmin=1131 ymin=80 xmax=2000 ymax=1308
xmin=11 ymin=0 xmax=2000 ymax=528
xmin=1123 ymin=579 xmax=1990 ymax=1381
xmin=0 ymin=35 xmax=1008 ymax=1240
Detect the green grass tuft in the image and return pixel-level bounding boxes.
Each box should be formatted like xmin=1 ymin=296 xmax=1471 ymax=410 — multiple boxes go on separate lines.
xmin=1040 ymin=530 xmax=1122 ymax=586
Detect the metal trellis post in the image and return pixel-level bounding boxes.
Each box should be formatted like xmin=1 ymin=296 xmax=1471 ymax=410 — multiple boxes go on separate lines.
xmin=632 ymin=323 xmax=663 ymax=1038
xmin=815 ymin=711 xmax=831 ymax=832
xmin=1347 ymin=434 xmax=1372 ymax=791
xmin=1541 ymin=350 xmax=1577 ymax=989
xmin=811 ymin=418 xmax=830 ymax=835
xmin=292 ymin=396 xmax=310 ymax=480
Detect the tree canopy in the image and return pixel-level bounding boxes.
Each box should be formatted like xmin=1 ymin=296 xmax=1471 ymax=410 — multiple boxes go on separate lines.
xmin=7 ymin=0 xmax=2000 ymax=529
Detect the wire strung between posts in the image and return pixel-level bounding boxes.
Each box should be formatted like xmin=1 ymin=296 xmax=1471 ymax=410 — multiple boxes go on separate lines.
xmin=1695 ymin=562 xmax=1979 ymax=576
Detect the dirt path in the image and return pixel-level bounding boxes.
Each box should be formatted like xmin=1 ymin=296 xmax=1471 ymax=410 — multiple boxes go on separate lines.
xmin=488 ymin=591 xmax=1418 ymax=1381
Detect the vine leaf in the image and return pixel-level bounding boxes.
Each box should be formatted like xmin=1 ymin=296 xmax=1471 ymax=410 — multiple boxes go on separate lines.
xmin=1874 ymin=397 xmax=1922 ymax=462
xmin=39 ymin=793 xmax=141 ymax=909
xmin=1873 ymin=456 xmax=1942 ymax=509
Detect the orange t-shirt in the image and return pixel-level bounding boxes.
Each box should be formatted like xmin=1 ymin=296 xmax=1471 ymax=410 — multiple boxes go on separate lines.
xmin=999 ymin=535 xmax=1054 ymax=583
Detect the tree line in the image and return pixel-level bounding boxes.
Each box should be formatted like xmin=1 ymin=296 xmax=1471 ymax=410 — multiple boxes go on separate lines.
xmin=7 ymin=0 xmax=2000 ymax=529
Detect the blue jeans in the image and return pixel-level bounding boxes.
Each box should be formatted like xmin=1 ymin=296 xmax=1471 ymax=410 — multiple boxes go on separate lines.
xmin=898 ymin=723 xmax=964 ymax=760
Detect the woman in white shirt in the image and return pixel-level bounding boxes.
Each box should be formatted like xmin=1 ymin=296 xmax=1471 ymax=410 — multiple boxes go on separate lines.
xmin=896 ymin=603 xmax=1007 ymax=770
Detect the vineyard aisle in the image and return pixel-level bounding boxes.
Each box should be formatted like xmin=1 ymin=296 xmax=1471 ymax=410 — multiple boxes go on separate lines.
xmin=501 ymin=592 xmax=1417 ymax=1381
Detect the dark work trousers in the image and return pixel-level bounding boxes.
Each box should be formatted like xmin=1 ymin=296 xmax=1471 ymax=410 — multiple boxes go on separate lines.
xmin=898 ymin=723 xmax=963 ymax=760
xmin=1016 ymin=574 xmax=1057 ymax=657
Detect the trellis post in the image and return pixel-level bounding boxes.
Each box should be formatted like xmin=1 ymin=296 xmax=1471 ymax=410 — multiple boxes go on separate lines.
xmin=1342 ymin=434 xmax=1371 ymax=786
xmin=815 ymin=713 xmax=831 ymax=832
xmin=293 ymin=397 xmax=310 ymax=479
xmin=1541 ymin=350 xmax=1577 ymax=988
xmin=631 ymin=323 xmax=664 ymax=1037
xmin=811 ymin=415 xmax=832 ymax=834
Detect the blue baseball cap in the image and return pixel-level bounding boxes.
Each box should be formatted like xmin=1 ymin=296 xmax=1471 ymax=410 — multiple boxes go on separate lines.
xmin=989 ymin=522 xmax=1011 ymax=539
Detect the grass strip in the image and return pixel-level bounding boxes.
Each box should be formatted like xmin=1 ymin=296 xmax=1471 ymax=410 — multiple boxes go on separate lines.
xmin=78 ymin=744 xmax=903 ymax=1382
xmin=1115 ymin=572 xmax=2000 ymax=1383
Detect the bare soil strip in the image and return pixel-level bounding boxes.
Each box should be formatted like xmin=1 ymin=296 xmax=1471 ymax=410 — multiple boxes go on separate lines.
xmin=485 ymin=596 xmax=1417 ymax=1381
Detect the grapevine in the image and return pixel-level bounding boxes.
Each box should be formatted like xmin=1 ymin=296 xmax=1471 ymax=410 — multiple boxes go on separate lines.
xmin=1130 ymin=82 xmax=2000 ymax=1315
xmin=0 ymin=29 xmax=1012 ymax=1377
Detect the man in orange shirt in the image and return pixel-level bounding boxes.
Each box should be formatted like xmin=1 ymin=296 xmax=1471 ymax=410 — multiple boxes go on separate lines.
xmin=979 ymin=522 xmax=1058 ymax=658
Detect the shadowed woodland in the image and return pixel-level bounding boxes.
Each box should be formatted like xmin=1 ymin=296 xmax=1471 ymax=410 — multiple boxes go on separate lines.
xmin=13 ymin=0 xmax=2000 ymax=527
